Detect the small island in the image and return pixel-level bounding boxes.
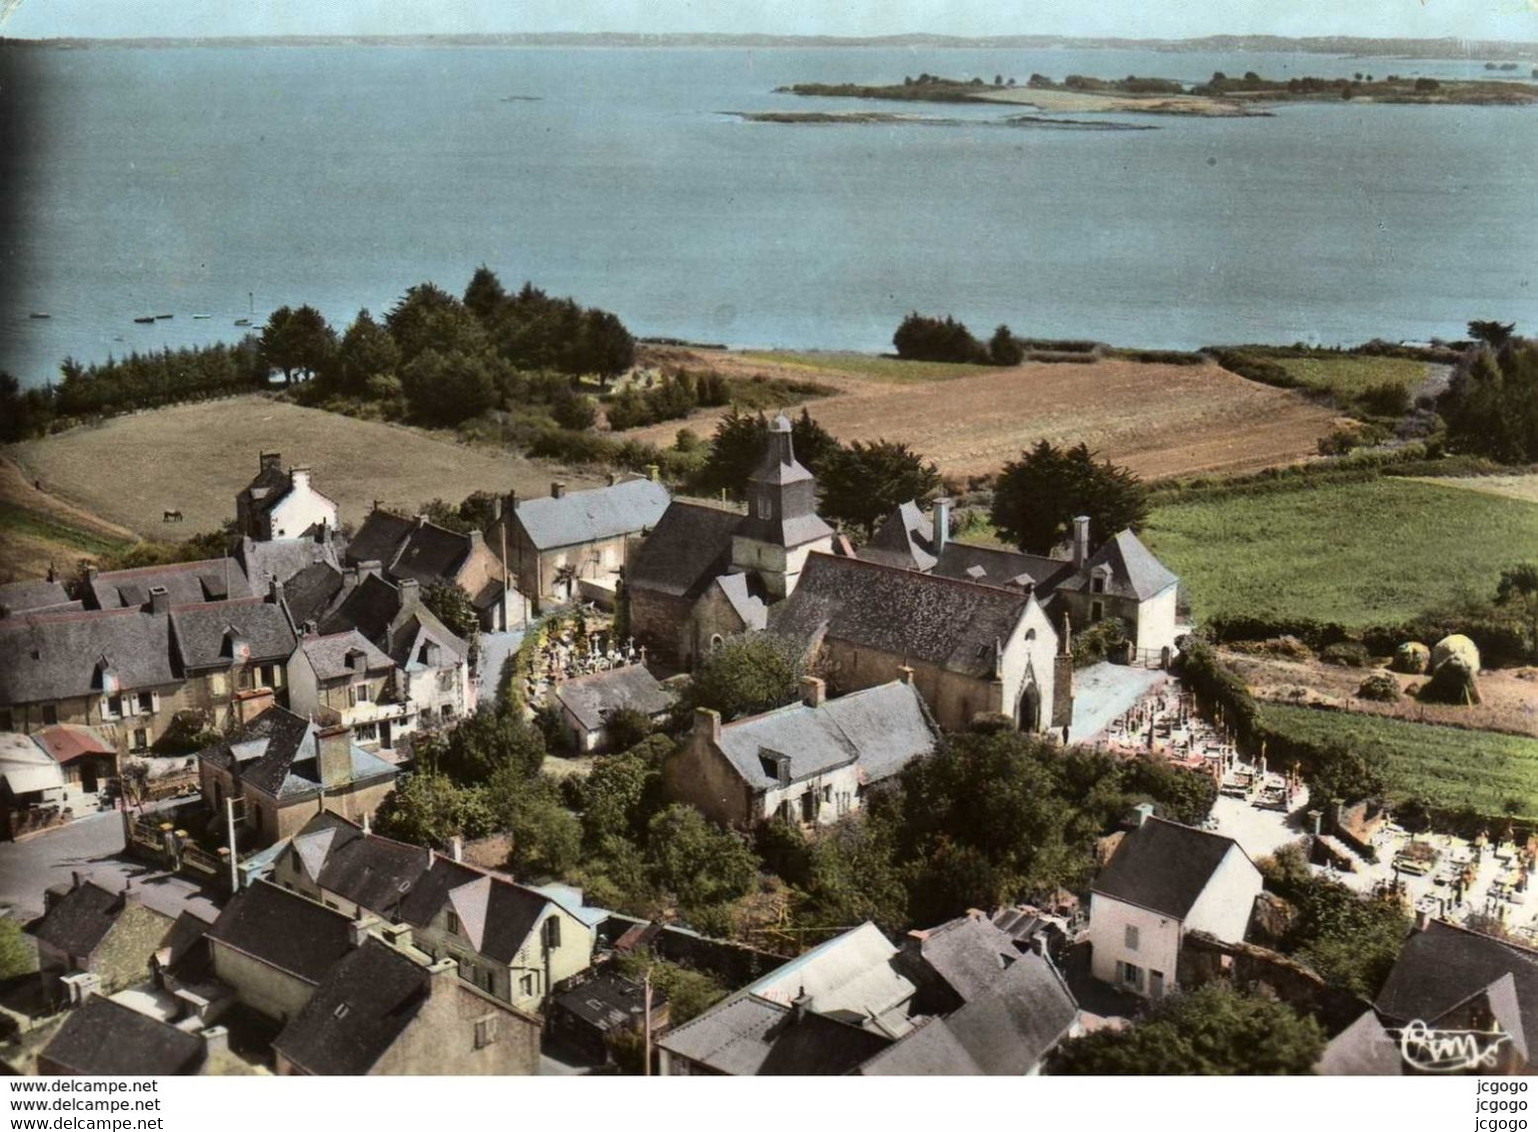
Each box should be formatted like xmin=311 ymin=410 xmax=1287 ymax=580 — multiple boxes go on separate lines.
xmin=777 ymin=70 xmax=1538 ymax=117
xmin=727 ymin=109 xmax=1155 ymax=131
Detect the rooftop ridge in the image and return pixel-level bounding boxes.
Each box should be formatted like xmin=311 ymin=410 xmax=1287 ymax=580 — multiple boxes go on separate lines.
xmin=95 ymin=556 xmax=236 ymax=579
xmin=803 ymin=550 xmax=1032 ymax=608
xmin=169 ymin=595 xmax=266 ymax=613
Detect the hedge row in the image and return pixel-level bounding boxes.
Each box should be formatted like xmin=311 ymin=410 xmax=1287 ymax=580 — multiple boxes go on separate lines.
xmin=1201 ymin=613 xmax=1532 ymax=669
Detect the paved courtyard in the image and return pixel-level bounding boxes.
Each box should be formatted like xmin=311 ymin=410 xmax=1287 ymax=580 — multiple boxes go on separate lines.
xmin=0 ymin=806 xmax=221 ymax=924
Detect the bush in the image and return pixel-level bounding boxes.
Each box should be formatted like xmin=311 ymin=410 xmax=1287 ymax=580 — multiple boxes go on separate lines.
xmin=1320 ymin=641 xmax=1371 ymax=668
xmin=1355 ymin=380 xmax=1413 ymax=418
xmin=1357 ymin=672 xmax=1401 ymax=702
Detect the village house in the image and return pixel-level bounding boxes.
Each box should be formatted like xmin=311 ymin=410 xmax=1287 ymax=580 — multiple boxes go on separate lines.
xmin=628 ymin=416 xmax=834 ymax=667
xmin=548 ymin=969 xmax=670 ymax=1065
xmin=86 ymin=558 xmax=254 ymax=611
xmin=0 ymin=730 xmax=67 ymax=834
xmin=272 ymin=937 xmax=541 ymax=1076
xmin=346 ymin=506 xmax=517 ymax=631
xmin=488 ymin=475 xmax=670 ymax=612
xmin=662 ymin=676 xmax=941 ymax=830
xmin=270 ymin=810 xmax=595 ymax=1014
xmin=551 ymin=663 xmax=673 ymax=753
xmin=29 ymin=725 xmax=117 ymax=803
xmin=658 ymin=915 xmax=1079 ymax=1076
xmin=196 ymin=694 xmax=399 ymax=847
xmin=236 ymin=532 xmax=339 ymax=591
xmin=0 ymin=605 xmax=182 ymax=755
xmin=168 ymin=592 xmax=297 ymax=728
xmin=0 ymin=575 xmax=78 ymax=618
xmin=36 ymin=996 xmax=238 ymax=1076
xmin=236 ymin=451 xmax=340 ymax=542
xmin=31 ymin=874 xmax=179 ymax=1006
xmin=770 ymin=552 xmax=1069 ymax=735
xmin=285 ymin=630 xmax=404 ymax=751
xmin=865 ymin=499 xmax=1181 ymax=660
xmin=1374 ymin=917 xmax=1538 ymax=1074
xmin=1087 ymin=811 xmax=1264 ymax=999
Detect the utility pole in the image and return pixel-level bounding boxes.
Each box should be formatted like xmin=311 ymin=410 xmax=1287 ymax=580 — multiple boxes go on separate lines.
xmin=643 ymin=967 xmax=653 ymax=1077
xmin=225 ymin=796 xmax=242 ymax=893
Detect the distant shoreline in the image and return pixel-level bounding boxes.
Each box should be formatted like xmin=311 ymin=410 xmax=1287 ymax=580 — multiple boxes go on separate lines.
xmin=3 ymin=32 xmax=1537 ymax=60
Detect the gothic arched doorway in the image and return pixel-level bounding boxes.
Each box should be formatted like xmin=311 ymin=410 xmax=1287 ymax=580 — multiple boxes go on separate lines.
xmin=1017 ymin=683 xmax=1042 ymax=732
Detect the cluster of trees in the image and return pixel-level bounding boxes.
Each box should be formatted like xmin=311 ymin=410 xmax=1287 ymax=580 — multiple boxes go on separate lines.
xmin=892 ymin=312 xmax=1022 ymax=366
xmin=1438 ymin=327 xmax=1538 ymax=463
xmin=689 ymin=408 xmax=940 ymax=537
xmin=604 ymin=369 xmax=732 ymax=431
xmin=991 ymin=440 xmax=1149 ymax=555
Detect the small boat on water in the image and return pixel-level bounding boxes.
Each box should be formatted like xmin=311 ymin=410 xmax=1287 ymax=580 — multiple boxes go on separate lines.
xmin=193 ymin=314 xmax=211 ymax=320
xmin=234 ymin=318 xmax=252 ymax=327
xmin=28 ymin=312 xmax=50 ymax=319
xmin=155 ymin=313 xmax=173 ymax=320
xmin=133 ymin=316 xmax=156 ymax=324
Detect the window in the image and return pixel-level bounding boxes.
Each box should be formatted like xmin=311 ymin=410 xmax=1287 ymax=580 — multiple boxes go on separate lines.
xmin=1117 ymin=961 xmax=1144 ymax=992
xmin=801 ymin=791 xmax=817 ymax=823
xmin=0 ymin=710 xmax=10 ymax=731
xmin=1124 ymin=924 xmax=1139 ymax=951
xmin=519 ymin=973 xmax=536 ymax=998
xmin=353 ymin=722 xmax=378 ymax=744
xmin=238 ymin=668 xmax=255 ymax=691
xmin=106 ymin=694 xmax=124 ymax=719
xmin=260 ymin=664 xmax=276 ymax=688
xmin=709 ymin=634 xmax=724 ymax=652
xmin=1090 ymin=600 xmax=1105 ymax=623
xmin=1091 ymin=575 xmax=1106 ymax=595
xmin=543 ymin=916 xmax=562 ymax=950
xmin=210 ymin=672 xmax=227 ymax=696
xmin=437 ymin=670 xmax=456 ymax=693
xmin=474 ymin=1016 xmax=498 ymax=1049
xmin=137 ymin=691 xmax=154 ymax=714
xmin=132 ymin=728 xmax=148 ymax=751
xmin=482 ymin=968 xmax=495 ymax=994
xmin=41 ymin=705 xmax=57 ymax=726
xmin=1150 ymin=970 xmax=1166 ymax=999
xmin=350 ymin=682 xmax=372 ymax=705
xmin=446 ymin=910 xmax=460 ymax=935
xmin=756 ymin=494 xmax=770 ymax=520
xmin=822 ymin=785 xmax=833 ymax=804
xmin=440 ymin=704 xmax=454 ymax=721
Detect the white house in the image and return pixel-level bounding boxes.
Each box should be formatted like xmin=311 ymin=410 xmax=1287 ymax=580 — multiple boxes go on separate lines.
xmin=236 ymin=453 xmax=341 ymax=542
xmin=1087 ymin=812 xmax=1263 ymax=999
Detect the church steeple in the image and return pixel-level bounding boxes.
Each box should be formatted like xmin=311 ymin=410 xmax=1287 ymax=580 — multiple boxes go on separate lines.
xmin=731 ymin=415 xmax=835 ymax=600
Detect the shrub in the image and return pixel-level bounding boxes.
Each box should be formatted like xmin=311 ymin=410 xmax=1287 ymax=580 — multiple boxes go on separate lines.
xmin=1355 ymin=380 xmax=1412 ymax=418
xmin=1320 ymin=641 xmax=1371 ymax=668
xmin=1356 ymin=672 xmax=1401 ymax=702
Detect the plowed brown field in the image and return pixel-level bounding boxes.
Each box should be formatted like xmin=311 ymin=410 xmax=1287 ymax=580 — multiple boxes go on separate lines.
xmin=629 ymin=348 xmax=1338 ymax=481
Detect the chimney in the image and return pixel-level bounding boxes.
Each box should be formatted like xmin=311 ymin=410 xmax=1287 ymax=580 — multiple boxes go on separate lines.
xmin=468 ymin=529 xmax=484 ymax=551
xmin=358 ymin=559 xmax=383 ymax=580
xmin=1072 ymin=516 xmax=1091 ymax=568
xmin=693 ymin=707 xmax=722 ymax=744
xmin=72 ymin=870 xmax=84 ymax=891
xmin=1133 ymin=802 xmax=1155 ymax=828
xmin=492 ymin=497 xmax=503 ymax=523
xmin=290 ymin=467 xmax=311 ymax=494
xmin=380 ymin=921 xmax=414 ymax=951
xmin=450 ymin=836 xmax=463 ymax=863
xmin=607 ymin=471 xmax=620 ymax=487
xmin=148 ymin=585 xmax=170 ymax=616
xmin=800 ymin=676 xmax=826 ymax=709
xmin=415 ymin=513 xmax=430 ymax=528
xmin=398 ymin=577 xmax=420 ymax=611
xmin=269 ymin=578 xmax=285 ymax=608
xmin=647 ymin=464 xmax=660 ymax=483
xmin=361 ymin=810 xmax=371 ymax=836
xmin=897 ymin=665 xmax=914 ymax=686
xmin=932 ymin=497 xmax=952 ymax=556
xmin=234 ymin=687 xmax=275 ymax=726
xmin=427 ymin=956 xmax=459 ymax=998
xmin=790 ymin=986 xmax=813 ymax=1024
xmin=259 ymin=452 xmax=282 ymax=473
xmin=200 ymin=1026 xmax=230 ymax=1060
xmin=551 ymin=481 xmax=569 ymax=500
xmin=316 ymin=724 xmax=353 ymax=788
xmin=85 ymin=564 xmax=98 ymax=583
xmin=348 ymin=915 xmax=377 ymax=949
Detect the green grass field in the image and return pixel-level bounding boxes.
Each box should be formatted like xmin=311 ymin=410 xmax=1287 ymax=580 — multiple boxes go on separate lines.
xmin=0 ymin=501 xmax=130 ymax=557
xmin=736 ymin=351 xmax=995 ymax=384
xmin=1259 ymin=703 xmax=1538 ymax=820
xmin=1272 ymin=355 xmax=1433 ymax=399
xmin=1142 ymin=477 xmax=1538 ymax=627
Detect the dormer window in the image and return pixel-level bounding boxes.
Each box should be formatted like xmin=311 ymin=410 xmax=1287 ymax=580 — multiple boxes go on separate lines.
xmin=446 ymin=909 xmax=460 ymax=935
xmin=756 ymin=494 xmax=771 ymax=520
xmin=1091 ymin=576 xmax=1106 ymax=594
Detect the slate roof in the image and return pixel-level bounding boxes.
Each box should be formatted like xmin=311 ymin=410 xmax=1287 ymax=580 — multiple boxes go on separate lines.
xmin=554 ymin=970 xmax=663 ymax=1033
xmin=658 ymin=993 xmax=892 ymax=1075
xmin=289 ymin=812 xmax=431 ymax=918
xmin=281 ymin=561 xmax=347 ymax=629
xmin=515 ymin=478 xmax=670 ymax=551
xmin=1316 ymin=1010 xmax=1404 ymax=1076
xmin=626 ymin=501 xmax=743 ymax=599
xmin=1376 ymin=919 xmax=1538 ymax=1043
xmin=204 ymin=879 xmax=356 ymax=985
xmin=318 ymin=573 xmax=400 ymax=642
xmin=1059 ymin=529 xmax=1179 ymax=601
xmin=41 ymin=995 xmax=206 ymax=1075
xmin=240 ymin=536 xmax=338 ymax=588
xmin=1091 ymin=816 xmax=1245 ymax=920
xmin=712 ymin=573 xmax=768 ymax=631
xmin=33 ymin=880 xmax=138 ymax=957
xmin=743 ymin=922 xmax=918 ymax=1036
xmin=169 ymin=597 xmax=296 ymax=672
xmin=273 ymin=938 xmax=432 ymax=1075
xmin=857 ymin=1015 xmax=983 ymax=1075
xmin=90 ymin=558 xmax=251 ymax=609
xmin=942 ymin=949 xmax=1079 ymax=1074
xmin=387 ymin=608 xmax=470 ymax=670
xmin=0 ymin=608 xmax=175 ymax=705
xmin=770 ymin=553 xmax=1034 ymax=680
xmin=198 ymin=706 xmax=396 ymax=801
xmin=908 ymin=915 xmax=1024 ymax=1004
xmin=932 ymin=543 xmax=1073 ymax=594
xmin=553 ymin=664 xmax=672 ymax=733
xmin=239 ymin=461 xmax=294 ymax=517
xmin=343 ymin=511 xmax=416 ymax=572
xmin=0 ymin=578 xmax=74 ymax=617
xmin=862 ymin=502 xmax=938 ymax=572
xmin=713 ymin=681 xmax=939 ymax=791
xmin=395 ymin=857 xmax=558 ymax=964
xmin=300 ymin=630 xmax=395 ymax=682
xmin=384 ymin=522 xmax=472 ymax=587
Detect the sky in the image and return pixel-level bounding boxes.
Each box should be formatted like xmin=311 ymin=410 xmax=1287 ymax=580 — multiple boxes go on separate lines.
xmin=3 ymin=0 xmax=1538 ymax=42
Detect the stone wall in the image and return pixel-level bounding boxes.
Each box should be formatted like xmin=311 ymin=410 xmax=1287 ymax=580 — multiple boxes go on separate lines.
xmin=1177 ymin=931 xmax=1371 ymax=1036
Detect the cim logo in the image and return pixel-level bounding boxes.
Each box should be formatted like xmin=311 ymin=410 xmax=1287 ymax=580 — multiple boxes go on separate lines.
xmin=1394 ymin=1020 xmax=1511 ymax=1073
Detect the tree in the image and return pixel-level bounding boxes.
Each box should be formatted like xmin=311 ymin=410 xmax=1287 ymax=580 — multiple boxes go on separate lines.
xmin=1303 ymin=738 xmax=1387 ymax=804
xmin=1468 ymin=320 xmax=1517 ymax=348
xmin=0 ymin=371 xmax=54 ymax=441
xmin=0 ymin=917 xmax=35 ymax=981
xmin=990 ymin=440 xmax=1148 ymax=555
xmin=421 ymin=580 xmax=480 ymax=644
xmin=336 ymin=309 xmax=400 ymax=395
xmin=463 ymin=265 xmax=508 ymax=325
xmin=489 ymin=769 xmax=582 ymax=878
xmin=600 ymin=707 xmax=654 ymax=753
xmin=1284 ymin=878 xmax=1410 ymax=996
xmin=433 ymin=706 xmax=545 ymax=786
xmin=892 ymin=312 xmax=986 ymax=364
xmin=1049 ymin=983 xmax=1324 ymax=1074
xmin=577 ymin=744 xmax=666 ymax=850
xmin=551 ymin=388 xmax=598 ymax=431
xmin=1438 ymin=342 xmax=1538 ymax=463
xmin=646 ymin=804 xmax=760 ymax=913
xmin=385 ymin=283 xmax=486 ymax=364
xmin=684 ymin=634 xmax=805 ymax=722
xmin=399 ymin=349 xmax=498 ymax=427
xmin=796 ymin=805 xmax=910 ymax=936
xmin=818 ymin=439 xmax=942 ymax=538
xmin=694 ymin=409 xmax=770 ymax=499
xmin=373 ymin=771 xmax=496 ymax=847
xmin=1496 ymin=564 xmax=1538 ymax=655
xmin=791 ymin=408 xmax=843 ymax=476
xmin=261 ymin=305 xmax=336 ymax=384
xmin=988 ymin=324 xmax=1024 ymax=367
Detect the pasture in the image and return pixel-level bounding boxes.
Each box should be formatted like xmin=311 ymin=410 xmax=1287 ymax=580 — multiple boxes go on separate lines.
xmin=1142 ymin=477 xmax=1538 ymax=627
xmin=1270 ymin=354 xmax=1439 ymax=400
